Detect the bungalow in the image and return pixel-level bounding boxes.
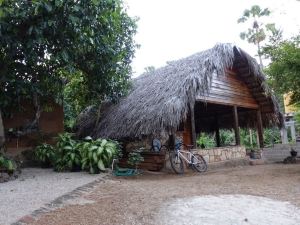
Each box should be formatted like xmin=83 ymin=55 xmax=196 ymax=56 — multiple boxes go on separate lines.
xmin=77 ymin=43 xmax=284 ymax=171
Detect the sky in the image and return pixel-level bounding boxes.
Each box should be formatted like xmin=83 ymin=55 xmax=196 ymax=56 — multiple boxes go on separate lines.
xmin=124 ymin=0 xmax=300 ymax=77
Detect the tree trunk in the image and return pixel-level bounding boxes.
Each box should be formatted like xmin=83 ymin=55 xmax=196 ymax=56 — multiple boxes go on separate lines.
xmin=0 ymin=109 xmax=5 ymax=147
xmin=257 ymin=41 xmax=264 ymax=68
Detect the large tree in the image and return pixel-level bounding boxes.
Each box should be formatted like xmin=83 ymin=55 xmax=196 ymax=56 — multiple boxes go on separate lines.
xmin=0 ymin=0 xmax=137 ymax=134
xmin=264 ymin=36 xmax=300 ymax=106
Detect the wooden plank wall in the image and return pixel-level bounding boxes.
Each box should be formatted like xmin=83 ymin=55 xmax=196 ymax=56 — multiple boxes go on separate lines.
xmin=182 ymin=114 xmax=192 ymax=147
xmin=197 ymin=71 xmax=259 ymax=109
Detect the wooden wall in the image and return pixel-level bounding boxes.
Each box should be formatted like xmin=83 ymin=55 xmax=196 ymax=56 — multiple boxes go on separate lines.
xmin=3 ymin=101 xmax=64 ymax=155
xmin=197 ymin=71 xmax=259 ymax=109
xmin=182 ymin=115 xmax=192 ymax=146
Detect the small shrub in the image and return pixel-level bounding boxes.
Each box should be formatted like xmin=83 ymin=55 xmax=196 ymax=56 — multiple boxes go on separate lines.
xmin=196 ymin=133 xmax=215 ymax=148
xmin=80 ymin=137 xmax=120 ymax=174
xmin=54 ymin=133 xmax=81 ymax=172
xmin=127 ymin=149 xmax=144 ymax=171
xmin=0 ymin=152 xmax=16 ymax=174
xmin=35 ymin=144 xmax=55 ymax=167
xmin=34 ymin=133 xmax=121 ymax=174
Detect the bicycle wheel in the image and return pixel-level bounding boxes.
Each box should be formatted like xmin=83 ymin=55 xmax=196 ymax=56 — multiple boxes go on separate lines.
xmin=169 ymin=151 xmax=184 ymax=174
xmin=191 ymin=154 xmax=207 ymax=173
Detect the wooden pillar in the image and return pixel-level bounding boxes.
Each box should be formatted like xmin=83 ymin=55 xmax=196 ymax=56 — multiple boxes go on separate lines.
xmin=190 ymin=103 xmax=197 ymax=148
xmin=168 ymin=134 xmax=175 ymax=150
xmin=233 ymin=106 xmax=240 ymax=145
xmin=256 ymin=110 xmax=264 ymax=148
xmin=215 ymin=116 xmax=221 ymax=147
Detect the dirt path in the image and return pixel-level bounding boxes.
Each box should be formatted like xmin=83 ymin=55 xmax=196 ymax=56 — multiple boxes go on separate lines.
xmin=26 ymin=164 xmax=300 ymax=225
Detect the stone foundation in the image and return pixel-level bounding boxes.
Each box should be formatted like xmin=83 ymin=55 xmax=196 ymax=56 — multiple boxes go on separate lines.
xmin=194 ymin=146 xmax=246 ymax=163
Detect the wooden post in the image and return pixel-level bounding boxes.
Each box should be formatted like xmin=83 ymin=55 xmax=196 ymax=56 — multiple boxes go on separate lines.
xmin=233 ymin=106 xmax=240 ymax=145
xmin=256 ymin=110 xmax=264 ymax=148
xmin=215 ymin=116 xmax=221 ymax=147
xmin=190 ymin=103 xmax=197 ymax=148
xmin=168 ymin=134 xmax=175 ymax=150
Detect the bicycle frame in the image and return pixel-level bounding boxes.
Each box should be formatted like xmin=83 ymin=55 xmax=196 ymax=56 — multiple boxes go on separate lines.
xmin=175 ymin=149 xmax=197 ymax=165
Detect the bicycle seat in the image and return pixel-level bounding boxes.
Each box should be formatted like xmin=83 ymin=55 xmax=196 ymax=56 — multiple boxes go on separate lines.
xmin=186 ymin=144 xmax=194 ymax=148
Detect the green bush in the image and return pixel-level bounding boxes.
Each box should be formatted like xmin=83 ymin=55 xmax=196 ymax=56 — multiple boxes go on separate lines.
xmin=0 ymin=152 xmax=16 ymax=174
xmin=127 ymin=149 xmax=144 ymax=171
xmin=196 ymin=133 xmax=215 ymax=148
xmin=80 ymin=137 xmax=120 ymax=174
xmin=35 ymin=143 xmax=55 ymax=167
xmin=54 ymin=133 xmax=81 ymax=172
xmin=34 ymin=132 xmax=121 ymax=173
xmin=219 ymin=129 xmax=235 ymax=146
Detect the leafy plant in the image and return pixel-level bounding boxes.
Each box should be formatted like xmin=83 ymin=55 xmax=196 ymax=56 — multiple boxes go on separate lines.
xmin=0 ymin=152 xmax=16 ymax=174
xmin=127 ymin=149 xmax=144 ymax=171
xmin=54 ymin=133 xmax=81 ymax=172
xmin=35 ymin=143 xmax=55 ymax=167
xmin=196 ymin=133 xmax=215 ymax=149
xmin=80 ymin=137 xmax=120 ymax=174
xmin=219 ymin=129 xmax=235 ymax=146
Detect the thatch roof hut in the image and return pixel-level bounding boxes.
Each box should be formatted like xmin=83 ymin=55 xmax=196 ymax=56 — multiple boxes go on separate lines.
xmin=79 ymin=43 xmax=283 ymax=148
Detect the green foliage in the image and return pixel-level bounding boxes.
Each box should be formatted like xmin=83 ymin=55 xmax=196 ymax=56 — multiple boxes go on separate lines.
xmin=0 ymin=152 xmax=16 ymax=173
xmin=0 ymin=0 xmax=137 ymax=124
xmin=80 ymin=137 xmax=120 ymax=174
xmin=263 ymin=128 xmax=281 ymax=147
xmin=35 ymin=133 xmax=120 ymax=173
xmin=194 ymin=128 xmax=281 ymax=149
xmin=219 ymin=129 xmax=235 ymax=146
xmin=240 ymin=129 xmax=256 ymax=149
xmin=63 ymin=71 xmax=88 ymax=130
xmin=35 ymin=143 xmax=55 ymax=166
xmin=54 ymin=133 xmax=81 ymax=171
xmin=127 ymin=150 xmax=144 ymax=169
xmin=196 ymin=133 xmax=215 ymax=148
xmin=264 ymin=36 xmax=300 ymax=105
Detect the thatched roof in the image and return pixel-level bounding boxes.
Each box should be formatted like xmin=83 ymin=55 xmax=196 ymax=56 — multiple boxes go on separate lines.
xmin=79 ymin=43 xmax=284 ymax=139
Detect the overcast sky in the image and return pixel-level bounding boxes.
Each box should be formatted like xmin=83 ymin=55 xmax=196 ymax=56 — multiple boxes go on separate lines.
xmin=125 ymin=0 xmax=300 ymax=77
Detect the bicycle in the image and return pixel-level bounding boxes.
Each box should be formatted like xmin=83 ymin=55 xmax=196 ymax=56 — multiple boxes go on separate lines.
xmin=169 ymin=141 xmax=207 ymax=174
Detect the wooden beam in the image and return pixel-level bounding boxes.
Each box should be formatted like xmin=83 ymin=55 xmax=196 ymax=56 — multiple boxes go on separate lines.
xmin=190 ymin=103 xmax=197 ymax=148
xmin=233 ymin=105 xmax=240 ymax=145
xmin=256 ymin=110 xmax=264 ymax=148
xmin=215 ymin=116 xmax=221 ymax=147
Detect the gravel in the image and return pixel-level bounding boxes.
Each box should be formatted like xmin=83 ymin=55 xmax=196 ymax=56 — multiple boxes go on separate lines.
xmin=26 ymin=164 xmax=300 ymax=225
xmin=0 ymin=168 xmax=105 ymax=225
xmin=158 ymin=195 xmax=300 ymax=225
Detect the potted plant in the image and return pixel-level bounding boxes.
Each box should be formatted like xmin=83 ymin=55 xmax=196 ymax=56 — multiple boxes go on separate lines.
xmin=290 ymin=148 xmax=298 ymax=157
xmin=127 ymin=149 xmax=144 ymax=173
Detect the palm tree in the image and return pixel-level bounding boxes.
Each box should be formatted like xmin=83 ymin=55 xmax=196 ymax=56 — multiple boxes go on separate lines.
xmin=238 ymin=5 xmax=272 ymax=67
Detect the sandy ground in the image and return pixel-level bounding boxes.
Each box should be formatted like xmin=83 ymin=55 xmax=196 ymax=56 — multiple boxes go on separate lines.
xmin=0 ymin=168 xmax=105 ymax=225
xmin=15 ymin=164 xmax=300 ymax=225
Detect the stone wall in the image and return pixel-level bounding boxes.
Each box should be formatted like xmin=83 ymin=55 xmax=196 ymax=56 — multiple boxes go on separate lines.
xmin=262 ymin=144 xmax=300 ymax=163
xmin=194 ymin=146 xmax=247 ymax=163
